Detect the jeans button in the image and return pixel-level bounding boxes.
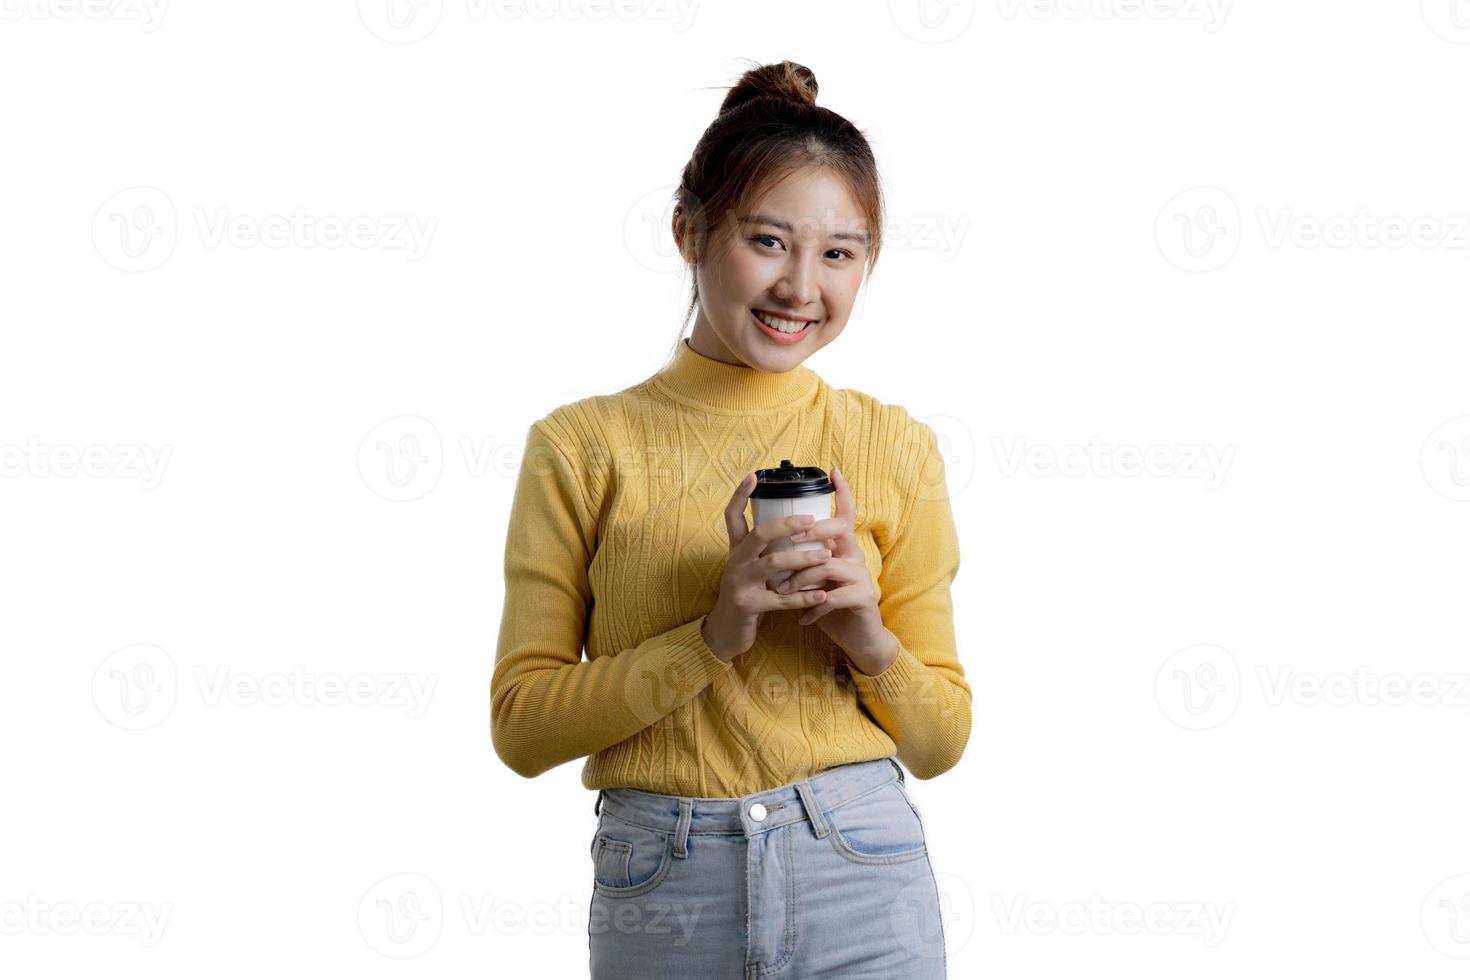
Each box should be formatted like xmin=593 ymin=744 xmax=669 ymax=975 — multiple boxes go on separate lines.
xmin=749 ymin=802 xmax=767 ymax=821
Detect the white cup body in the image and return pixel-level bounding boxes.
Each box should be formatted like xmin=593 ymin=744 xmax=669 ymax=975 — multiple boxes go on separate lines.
xmin=750 ymin=491 xmax=834 ymax=591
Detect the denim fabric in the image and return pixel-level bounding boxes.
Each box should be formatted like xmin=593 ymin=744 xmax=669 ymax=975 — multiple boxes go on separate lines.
xmin=587 ymin=756 xmax=946 ymax=979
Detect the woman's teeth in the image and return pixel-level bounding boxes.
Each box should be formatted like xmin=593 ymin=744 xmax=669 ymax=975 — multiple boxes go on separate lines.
xmin=753 ymin=310 xmax=812 ymax=333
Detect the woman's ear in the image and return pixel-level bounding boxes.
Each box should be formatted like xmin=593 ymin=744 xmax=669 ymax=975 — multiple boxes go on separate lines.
xmin=671 ymin=205 xmax=697 ymax=265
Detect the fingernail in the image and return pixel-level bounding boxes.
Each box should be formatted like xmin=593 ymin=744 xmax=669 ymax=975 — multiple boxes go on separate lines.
xmin=798 ymin=514 xmax=815 ymax=525
xmin=777 ymin=582 xmax=791 ymax=593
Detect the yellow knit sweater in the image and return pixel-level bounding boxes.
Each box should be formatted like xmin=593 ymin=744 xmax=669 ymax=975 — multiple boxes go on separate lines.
xmin=491 ymin=338 xmax=971 ymax=797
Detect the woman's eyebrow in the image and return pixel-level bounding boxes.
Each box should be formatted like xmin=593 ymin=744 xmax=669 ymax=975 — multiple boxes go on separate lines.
xmin=742 ymin=212 xmax=869 ymax=246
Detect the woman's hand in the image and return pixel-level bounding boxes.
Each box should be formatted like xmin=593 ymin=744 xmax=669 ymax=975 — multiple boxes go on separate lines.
xmin=772 ymin=467 xmax=896 ymax=671
xmin=702 ymin=473 xmax=837 ymax=663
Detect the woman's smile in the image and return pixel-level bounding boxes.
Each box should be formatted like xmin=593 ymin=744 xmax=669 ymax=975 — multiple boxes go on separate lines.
xmin=751 ymin=308 xmax=816 ymax=344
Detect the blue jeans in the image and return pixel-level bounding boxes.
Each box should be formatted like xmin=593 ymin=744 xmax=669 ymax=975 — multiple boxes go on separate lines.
xmin=587 ymin=756 xmax=946 ymax=979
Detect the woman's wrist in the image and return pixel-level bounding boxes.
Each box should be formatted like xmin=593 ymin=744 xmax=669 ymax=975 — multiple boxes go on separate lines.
xmin=701 ymin=610 xmax=739 ymax=662
xmin=847 ymin=629 xmax=901 ymax=677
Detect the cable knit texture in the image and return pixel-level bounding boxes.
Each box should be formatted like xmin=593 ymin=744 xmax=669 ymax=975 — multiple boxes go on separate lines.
xmin=492 ymin=338 xmax=971 ymax=797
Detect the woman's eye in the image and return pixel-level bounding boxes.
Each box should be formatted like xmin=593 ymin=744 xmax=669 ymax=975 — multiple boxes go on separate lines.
xmin=752 ymin=235 xmax=854 ymax=261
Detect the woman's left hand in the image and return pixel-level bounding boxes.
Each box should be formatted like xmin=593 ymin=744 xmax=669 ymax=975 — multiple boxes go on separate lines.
xmin=775 ymin=467 xmax=894 ymax=666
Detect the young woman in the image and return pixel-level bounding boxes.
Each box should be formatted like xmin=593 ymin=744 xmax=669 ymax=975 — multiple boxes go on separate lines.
xmin=492 ymin=60 xmax=970 ymax=979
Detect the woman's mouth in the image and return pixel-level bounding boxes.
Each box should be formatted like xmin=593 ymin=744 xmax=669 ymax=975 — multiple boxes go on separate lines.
xmin=751 ymin=309 xmax=816 ymax=345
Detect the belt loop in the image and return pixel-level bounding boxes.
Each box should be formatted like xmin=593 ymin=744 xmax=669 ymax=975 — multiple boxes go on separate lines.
xmin=794 ymin=780 xmax=830 ymax=839
xmin=593 ymin=789 xmax=603 ymax=817
xmin=889 ymin=757 xmax=906 ymax=784
xmin=672 ymin=798 xmax=692 ymax=858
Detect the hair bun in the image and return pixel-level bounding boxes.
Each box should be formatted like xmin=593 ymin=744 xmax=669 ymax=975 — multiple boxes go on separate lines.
xmin=718 ymin=60 xmax=819 ymax=115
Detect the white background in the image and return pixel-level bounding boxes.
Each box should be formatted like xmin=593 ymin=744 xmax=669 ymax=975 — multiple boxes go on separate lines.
xmin=3 ymin=1 xmax=1470 ymax=976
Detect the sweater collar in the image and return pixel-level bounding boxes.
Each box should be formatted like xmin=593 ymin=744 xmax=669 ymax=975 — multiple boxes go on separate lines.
xmin=649 ymin=338 xmax=820 ymax=414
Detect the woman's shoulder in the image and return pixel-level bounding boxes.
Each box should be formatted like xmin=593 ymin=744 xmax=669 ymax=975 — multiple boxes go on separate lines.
xmin=533 ymin=390 xmax=635 ymax=449
xmin=824 ymin=382 xmax=938 ymax=458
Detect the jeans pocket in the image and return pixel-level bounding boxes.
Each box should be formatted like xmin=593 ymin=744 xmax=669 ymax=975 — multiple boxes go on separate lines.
xmin=893 ymin=778 xmax=927 ymax=828
xmin=590 ymin=813 xmax=675 ymax=898
xmin=824 ymin=779 xmax=929 ymax=865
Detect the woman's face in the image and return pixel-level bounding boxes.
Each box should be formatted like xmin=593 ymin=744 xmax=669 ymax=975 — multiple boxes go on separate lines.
xmin=678 ymin=166 xmax=870 ymax=371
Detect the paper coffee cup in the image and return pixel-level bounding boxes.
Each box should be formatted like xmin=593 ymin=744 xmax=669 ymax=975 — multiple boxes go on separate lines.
xmin=750 ymin=459 xmax=834 ymax=591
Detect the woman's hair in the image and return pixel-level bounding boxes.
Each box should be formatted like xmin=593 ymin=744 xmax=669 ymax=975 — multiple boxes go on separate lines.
xmin=666 ymin=59 xmax=885 ymax=362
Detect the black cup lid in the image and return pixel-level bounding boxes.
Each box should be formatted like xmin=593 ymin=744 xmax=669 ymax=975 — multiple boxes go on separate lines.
xmin=751 ymin=459 xmax=833 ymax=499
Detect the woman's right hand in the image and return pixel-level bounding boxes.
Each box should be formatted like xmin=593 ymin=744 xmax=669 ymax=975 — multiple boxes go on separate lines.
xmin=701 ymin=473 xmax=834 ymax=662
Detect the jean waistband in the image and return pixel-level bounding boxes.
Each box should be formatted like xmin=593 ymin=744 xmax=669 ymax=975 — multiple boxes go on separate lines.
xmin=592 ymin=756 xmax=906 ymax=856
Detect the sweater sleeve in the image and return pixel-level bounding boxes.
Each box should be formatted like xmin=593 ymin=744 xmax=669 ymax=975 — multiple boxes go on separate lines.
xmin=491 ymin=418 xmax=733 ymax=779
xmin=849 ymin=422 xmax=972 ymax=779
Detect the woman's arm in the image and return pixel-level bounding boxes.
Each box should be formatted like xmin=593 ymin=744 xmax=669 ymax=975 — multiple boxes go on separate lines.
xmin=491 ymin=419 xmax=731 ymax=779
xmin=849 ymin=422 xmax=973 ymax=779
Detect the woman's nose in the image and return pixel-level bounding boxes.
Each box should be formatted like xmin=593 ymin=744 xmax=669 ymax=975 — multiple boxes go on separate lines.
xmin=774 ymin=257 xmax=818 ymax=305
